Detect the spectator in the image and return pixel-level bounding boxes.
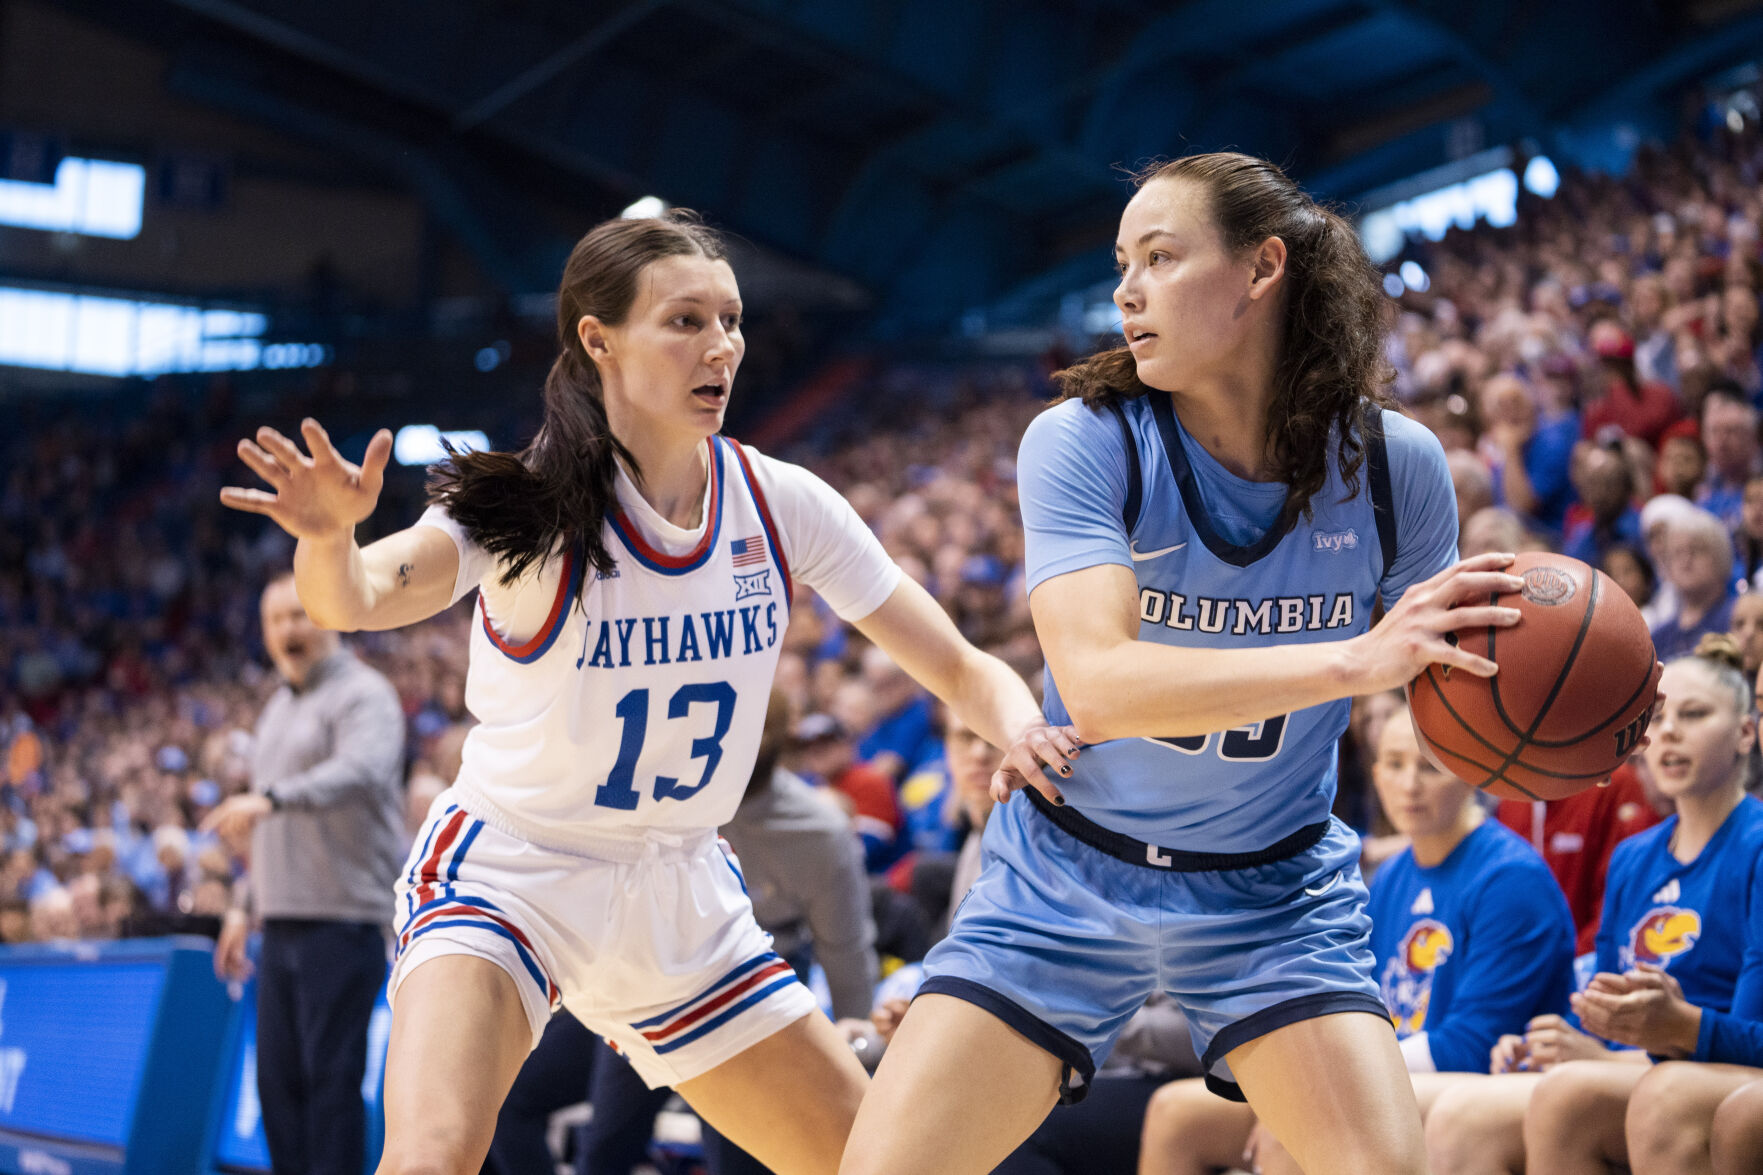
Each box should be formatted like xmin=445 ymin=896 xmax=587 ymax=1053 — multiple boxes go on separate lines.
xmin=791 ymin=712 xmax=903 ymax=873
xmin=1561 ymin=441 xmax=1642 ymax=567
xmin=1739 ymin=474 xmax=1763 ymax=588
xmin=1657 ymin=418 xmax=1709 ymax=499
xmin=1651 ymin=505 xmax=1738 ymax=660
xmin=853 ymin=645 xmax=940 ymax=784
xmin=1734 ymin=592 xmax=1763 ymax=679
xmin=1445 ymin=450 xmax=1494 ymax=542
xmin=1460 ymin=506 xmax=1529 ymax=560
xmin=1602 ymin=542 xmax=1658 ymax=613
xmin=202 ymin=572 xmax=407 ymax=1175
xmin=1581 ymin=321 xmax=1683 ymax=448
xmin=1479 ymin=372 xmax=1578 ymax=539
xmin=1698 ymin=385 xmax=1761 ymax=533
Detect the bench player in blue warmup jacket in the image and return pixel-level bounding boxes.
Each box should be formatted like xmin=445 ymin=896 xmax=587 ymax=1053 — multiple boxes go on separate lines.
xmin=840 ymin=154 xmax=1530 ymax=1175
xmin=1424 ymin=635 xmax=1763 ymax=1174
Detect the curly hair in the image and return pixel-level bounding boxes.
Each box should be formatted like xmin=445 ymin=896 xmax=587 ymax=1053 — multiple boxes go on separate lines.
xmin=1052 ymin=152 xmax=1394 ymax=521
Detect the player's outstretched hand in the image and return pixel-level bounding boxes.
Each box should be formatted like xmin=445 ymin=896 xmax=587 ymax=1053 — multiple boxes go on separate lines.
xmin=220 ymin=418 xmax=393 ymax=540
xmin=1348 ymin=552 xmax=1525 ymax=693
xmin=990 ymin=721 xmax=1082 ymax=806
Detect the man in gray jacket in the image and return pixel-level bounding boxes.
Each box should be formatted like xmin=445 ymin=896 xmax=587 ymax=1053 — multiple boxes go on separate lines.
xmin=205 ymin=572 xmax=406 ymax=1175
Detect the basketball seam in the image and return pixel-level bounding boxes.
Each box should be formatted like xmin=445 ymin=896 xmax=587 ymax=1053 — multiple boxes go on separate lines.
xmin=1471 ymin=572 xmax=1603 ymax=791
xmin=1524 ymin=661 xmax=1657 ymax=748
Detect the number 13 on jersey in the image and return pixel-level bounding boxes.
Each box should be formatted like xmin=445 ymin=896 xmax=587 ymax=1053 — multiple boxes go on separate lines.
xmin=594 ymin=683 xmax=737 ymax=810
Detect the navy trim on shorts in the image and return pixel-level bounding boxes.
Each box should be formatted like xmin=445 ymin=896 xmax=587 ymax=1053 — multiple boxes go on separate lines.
xmin=1025 ymin=788 xmax=1328 ymax=872
xmin=1198 ymin=992 xmax=1392 ymax=1103
xmin=916 ymin=976 xmax=1097 ymax=1105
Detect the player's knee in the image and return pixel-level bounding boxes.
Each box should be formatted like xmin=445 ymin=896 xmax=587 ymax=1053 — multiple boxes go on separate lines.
xmin=1423 ymin=1083 xmax=1504 ymax=1174
xmin=1711 ymin=1079 xmax=1763 ymax=1164
xmin=1627 ymin=1063 xmax=1710 ymax=1168
xmin=1140 ymin=1077 xmax=1215 ymax=1152
xmin=1522 ymin=1062 xmax=1602 ymax=1150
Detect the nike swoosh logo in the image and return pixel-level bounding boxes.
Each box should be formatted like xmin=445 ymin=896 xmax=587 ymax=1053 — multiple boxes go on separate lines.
xmin=1128 ymin=541 xmax=1187 ymax=562
xmin=1304 ymin=872 xmax=1342 ymax=898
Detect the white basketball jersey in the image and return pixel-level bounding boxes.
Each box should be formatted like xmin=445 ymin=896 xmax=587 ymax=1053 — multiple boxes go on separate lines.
xmin=446 ymin=436 xmax=813 ymax=849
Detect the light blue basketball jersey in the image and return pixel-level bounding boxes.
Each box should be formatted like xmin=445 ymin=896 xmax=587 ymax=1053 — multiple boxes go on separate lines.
xmin=1017 ymin=395 xmax=1457 ymax=852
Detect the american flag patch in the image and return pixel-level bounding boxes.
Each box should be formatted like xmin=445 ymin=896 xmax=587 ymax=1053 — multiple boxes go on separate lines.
xmin=730 ymin=536 xmax=766 ymax=567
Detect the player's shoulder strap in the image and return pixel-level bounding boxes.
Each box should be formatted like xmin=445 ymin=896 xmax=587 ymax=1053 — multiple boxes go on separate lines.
xmin=1361 ymin=402 xmax=1398 ymax=577
xmin=1105 ymin=399 xmax=1143 ymax=534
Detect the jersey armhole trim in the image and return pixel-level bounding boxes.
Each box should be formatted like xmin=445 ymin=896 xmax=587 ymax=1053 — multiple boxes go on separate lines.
xmin=1105 ymin=400 xmax=1142 ymax=534
xmin=1363 ymin=406 xmax=1398 ymax=583
xmin=725 ymin=437 xmax=795 ymax=611
xmin=480 ymin=545 xmax=579 ymax=663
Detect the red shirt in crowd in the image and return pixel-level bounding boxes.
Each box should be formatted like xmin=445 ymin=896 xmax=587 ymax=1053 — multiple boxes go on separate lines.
xmin=1580 ymin=378 xmax=1682 ymax=449
xmin=831 ymin=762 xmax=902 ymax=846
xmin=1495 ymin=763 xmax=1664 ymax=955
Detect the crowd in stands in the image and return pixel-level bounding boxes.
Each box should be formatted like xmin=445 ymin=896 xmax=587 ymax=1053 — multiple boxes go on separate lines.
xmin=10 ymin=109 xmax=1763 ymax=1170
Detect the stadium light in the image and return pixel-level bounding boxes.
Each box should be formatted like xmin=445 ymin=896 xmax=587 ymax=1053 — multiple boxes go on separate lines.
xmin=1398 ymin=261 xmax=1430 ymax=293
xmin=1523 ymin=156 xmax=1561 ymax=199
xmin=620 ymin=195 xmax=667 ymax=219
xmin=394 ymin=425 xmax=492 ymax=466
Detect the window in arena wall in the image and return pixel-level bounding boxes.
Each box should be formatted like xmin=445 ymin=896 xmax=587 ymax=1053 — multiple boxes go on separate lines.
xmin=0 ymin=157 xmax=144 ymax=239
xmin=0 ymin=286 xmax=328 ymax=377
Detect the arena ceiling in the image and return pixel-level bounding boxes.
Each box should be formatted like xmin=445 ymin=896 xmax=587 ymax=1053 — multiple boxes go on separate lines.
xmin=35 ymin=0 xmax=1763 ymax=337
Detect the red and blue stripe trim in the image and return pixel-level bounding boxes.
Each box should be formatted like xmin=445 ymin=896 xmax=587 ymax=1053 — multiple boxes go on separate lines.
xmin=724 ymin=438 xmax=792 ymax=610
xmin=631 ymin=951 xmax=797 ymax=1055
xmin=609 ymin=438 xmax=724 ymax=574
xmin=398 ymin=895 xmax=560 ymax=1008
xmin=480 ymin=546 xmax=579 ymax=663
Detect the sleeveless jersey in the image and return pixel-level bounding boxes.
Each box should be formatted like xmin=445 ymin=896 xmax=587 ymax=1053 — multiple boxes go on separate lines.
xmin=421 ymin=435 xmax=898 ymax=851
xmin=1016 ymin=395 xmax=1458 ymax=852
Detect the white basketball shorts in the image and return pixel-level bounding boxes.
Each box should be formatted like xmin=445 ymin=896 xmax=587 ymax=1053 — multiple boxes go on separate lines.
xmin=390 ymin=789 xmax=818 ymax=1088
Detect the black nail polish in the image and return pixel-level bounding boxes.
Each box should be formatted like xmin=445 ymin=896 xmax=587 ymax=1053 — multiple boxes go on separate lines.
xmin=1053 ymin=795 xmax=1066 ymax=806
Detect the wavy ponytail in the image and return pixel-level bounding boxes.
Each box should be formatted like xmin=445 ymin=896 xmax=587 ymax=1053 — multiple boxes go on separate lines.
xmin=1053 ymin=152 xmax=1394 ymax=521
xmin=428 ymin=210 xmax=729 ymax=594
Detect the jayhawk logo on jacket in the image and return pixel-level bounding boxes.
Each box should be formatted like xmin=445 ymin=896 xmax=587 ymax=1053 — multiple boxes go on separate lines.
xmin=1381 ymin=920 xmax=1455 ymax=1037
xmin=1623 ymin=906 xmax=1702 ymax=970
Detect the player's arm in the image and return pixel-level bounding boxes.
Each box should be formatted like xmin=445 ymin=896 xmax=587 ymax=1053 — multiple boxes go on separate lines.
xmin=852 ymin=575 xmax=1049 ymax=758
xmin=221 ymin=418 xmax=459 ymax=630
xmin=1030 ymin=556 xmax=1521 ymax=743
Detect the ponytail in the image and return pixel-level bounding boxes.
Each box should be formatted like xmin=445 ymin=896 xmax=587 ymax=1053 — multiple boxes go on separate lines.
xmin=426 ymin=210 xmax=728 ymax=597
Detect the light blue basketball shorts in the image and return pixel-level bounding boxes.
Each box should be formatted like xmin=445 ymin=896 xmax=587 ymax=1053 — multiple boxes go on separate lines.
xmin=920 ymin=790 xmax=1386 ymax=1102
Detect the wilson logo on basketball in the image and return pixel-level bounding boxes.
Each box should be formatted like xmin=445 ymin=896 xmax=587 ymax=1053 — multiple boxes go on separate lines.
xmin=1613 ymin=708 xmax=1652 ymax=758
xmin=1519 ymin=566 xmax=1576 ymax=606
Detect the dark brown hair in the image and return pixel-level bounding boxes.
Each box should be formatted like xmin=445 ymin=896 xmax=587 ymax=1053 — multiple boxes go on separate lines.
xmin=428 ymin=209 xmax=729 ymax=593
xmin=1053 ymin=152 xmax=1393 ymax=520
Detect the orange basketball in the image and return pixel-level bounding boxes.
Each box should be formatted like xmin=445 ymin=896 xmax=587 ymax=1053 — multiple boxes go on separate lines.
xmin=1406 ymin=551 xmax=1661 ymax=801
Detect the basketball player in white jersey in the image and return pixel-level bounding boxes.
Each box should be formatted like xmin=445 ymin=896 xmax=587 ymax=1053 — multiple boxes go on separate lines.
xmin=220 ymin=210 xmax=1072 ymax=1175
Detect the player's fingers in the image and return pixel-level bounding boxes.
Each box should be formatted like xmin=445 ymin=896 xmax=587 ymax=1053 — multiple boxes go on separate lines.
xmin=1028 ymin=732 xmax=1076 ymax=777
xmin=1436 ymin=605 xmax=1523 ymax=632
xmin=360 ymin=428 xmax=393 ymax=492
xmin=1434 ymin=570 xmax=1526 ymax=603
xmin=219 ymin=486 xmax=282 ymax=516
xmin=256 ymin=425 xmax=311 ymax=470
xmin=1528 ymin=1014 xmax=1569 ymax=1031
xmin=236 ymin=440 xmax=289 ymax=488
xmin=301 ymin=418 xmax=343 ymax=468
xmin=1436 ymin=642 xmax=1500 ymax=678
xmin=1046 ymin=726 xmax=1082 ymax=761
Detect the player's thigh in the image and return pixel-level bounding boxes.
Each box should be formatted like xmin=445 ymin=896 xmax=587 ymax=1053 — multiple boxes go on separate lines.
xmin=673 ymin=1010 xmax=866 ymax=1175
xmin=1226 ymin=1010 xmax=1424 ymax=1175
xmin=1407 ymin=1070 xmax=1467 ymax=1122
xmin=1627 ymin=1062 xmax=1763 ymax=1175
xmin=840 ymin=993 xmax=1064 ymax=1175
xmin=378 ymin=954 xmax=534 ymax=1175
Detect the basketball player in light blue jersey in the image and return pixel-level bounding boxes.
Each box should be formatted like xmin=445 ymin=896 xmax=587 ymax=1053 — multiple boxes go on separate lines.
xmin=841 ymin=154 xmax=1527 ymax=1175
